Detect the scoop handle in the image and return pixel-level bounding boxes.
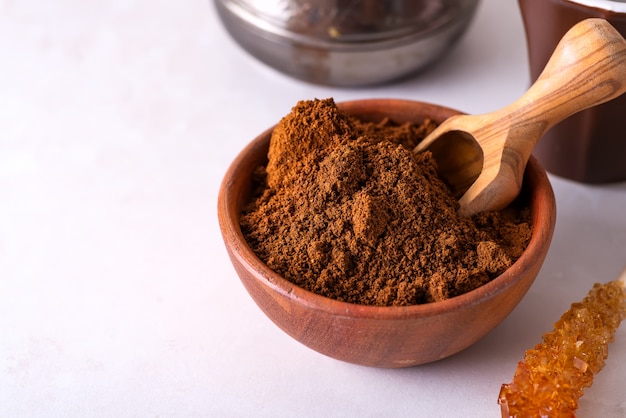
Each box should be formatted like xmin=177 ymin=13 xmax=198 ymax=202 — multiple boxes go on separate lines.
xmin=500 ymin=18 xmax=626 ymax=159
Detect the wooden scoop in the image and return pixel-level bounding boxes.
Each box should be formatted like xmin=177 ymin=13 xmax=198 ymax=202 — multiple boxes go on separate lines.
xmin=414 ymin=18 xmax=626 ymax=217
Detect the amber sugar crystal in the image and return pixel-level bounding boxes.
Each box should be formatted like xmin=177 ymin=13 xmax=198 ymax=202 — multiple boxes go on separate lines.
xmin=498 ymin=279 xmax=626 ymax=418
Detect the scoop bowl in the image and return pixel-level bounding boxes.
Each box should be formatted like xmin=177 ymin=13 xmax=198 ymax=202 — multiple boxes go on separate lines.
xmin=217 ymin=99 xmax=556 ymax=368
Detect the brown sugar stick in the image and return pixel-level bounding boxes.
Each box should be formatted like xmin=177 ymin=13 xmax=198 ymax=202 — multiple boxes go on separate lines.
xmin=498 ymin=268 xmax=626 ymax=417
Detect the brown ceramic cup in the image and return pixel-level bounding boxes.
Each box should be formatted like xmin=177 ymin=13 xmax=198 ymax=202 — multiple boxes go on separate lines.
xmin=518 ymin=0 xmax=626 ymax=183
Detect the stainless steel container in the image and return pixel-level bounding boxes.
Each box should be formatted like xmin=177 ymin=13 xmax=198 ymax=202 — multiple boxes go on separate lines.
xmin=215 ymin=0 xmax=480 ymax=86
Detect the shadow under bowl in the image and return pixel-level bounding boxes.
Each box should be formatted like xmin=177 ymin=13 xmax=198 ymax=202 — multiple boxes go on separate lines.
xmin=217 ymin=98 xmax=556 ymax=368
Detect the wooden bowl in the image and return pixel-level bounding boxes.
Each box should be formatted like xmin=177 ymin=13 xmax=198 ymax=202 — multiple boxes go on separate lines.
xmin=217 ymin=99 xmax=556 ymax=368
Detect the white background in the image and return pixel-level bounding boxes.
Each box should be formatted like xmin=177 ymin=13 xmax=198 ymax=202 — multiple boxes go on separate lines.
xmin=1 ymin=0 xmax=625 ymax=416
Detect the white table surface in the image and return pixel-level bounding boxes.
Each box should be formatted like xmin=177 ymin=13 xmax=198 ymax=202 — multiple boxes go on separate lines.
xmin=1 ymin=1 xmax=625 ymax=417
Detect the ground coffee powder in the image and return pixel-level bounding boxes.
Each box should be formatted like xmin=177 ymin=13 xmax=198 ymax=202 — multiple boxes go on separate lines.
xmin=241 ymin=98 xmax=532 ymax=306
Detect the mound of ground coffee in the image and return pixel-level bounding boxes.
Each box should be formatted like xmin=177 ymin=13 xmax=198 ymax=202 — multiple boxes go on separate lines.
xmin=241 ymin=98 xmax=532 ymax=306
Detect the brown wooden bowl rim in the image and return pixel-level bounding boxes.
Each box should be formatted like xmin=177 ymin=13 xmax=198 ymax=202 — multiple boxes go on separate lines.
xmin=218 ymin=98 xmax=556 ymax=320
